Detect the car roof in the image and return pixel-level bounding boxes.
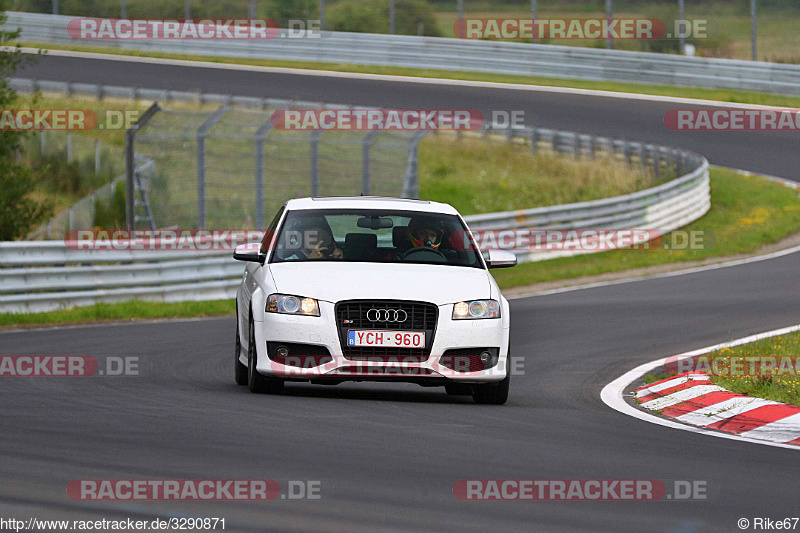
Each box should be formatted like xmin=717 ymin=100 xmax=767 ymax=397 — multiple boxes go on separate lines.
xmin=285 ymin=196 xmax=460 ymax=215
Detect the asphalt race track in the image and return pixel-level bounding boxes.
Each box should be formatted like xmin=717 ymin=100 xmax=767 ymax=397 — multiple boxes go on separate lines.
xmin=3 ymin=54 xmax=799 ymax=532
xmin=19 ymin=54 xmax=800 ymax=181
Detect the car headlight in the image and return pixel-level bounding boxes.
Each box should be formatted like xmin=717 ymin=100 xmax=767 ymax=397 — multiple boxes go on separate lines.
xmin=267 ymin=294 xmax=320 ymax=316
xmin=452 ymin=300 xmax=500 ymax=319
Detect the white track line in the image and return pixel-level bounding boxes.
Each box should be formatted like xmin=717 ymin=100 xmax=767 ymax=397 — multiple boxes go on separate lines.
xmin=17 ymin=47 xmax=800 ymax=111
xmin=600 ymin=323 xmax=800 ymax=451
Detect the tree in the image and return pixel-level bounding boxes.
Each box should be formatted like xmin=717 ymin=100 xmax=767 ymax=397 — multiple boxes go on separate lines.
xmin=0 ymin=1 xmax=48 ymax=240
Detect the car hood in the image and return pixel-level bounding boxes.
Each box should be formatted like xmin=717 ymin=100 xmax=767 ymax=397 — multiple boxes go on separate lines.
xmin=268 ymin=262 xmax=492 ymax=306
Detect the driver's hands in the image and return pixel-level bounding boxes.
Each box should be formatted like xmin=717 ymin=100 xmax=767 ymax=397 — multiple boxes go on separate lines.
xmin=307 ymin=241 xmax=328 ymax=259
xmin=307 ymin=241 xmax=343 ymax=259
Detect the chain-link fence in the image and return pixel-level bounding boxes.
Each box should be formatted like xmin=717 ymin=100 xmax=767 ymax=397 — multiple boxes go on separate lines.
xmin=128 ymin=105 xmax=425 ymax=230
xmin=23 ymin=131 xmax=126 ymax=239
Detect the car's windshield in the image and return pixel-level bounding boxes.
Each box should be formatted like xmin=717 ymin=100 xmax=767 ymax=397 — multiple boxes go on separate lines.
xmin=270 ymin=208 xmax=483 ymax=268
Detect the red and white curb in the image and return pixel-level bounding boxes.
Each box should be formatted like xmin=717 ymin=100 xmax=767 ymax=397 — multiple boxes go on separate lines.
xmin=634 ymin=372 xmax=800 ymax=446
xmin=601 ymin=324 xmax=800 ymax=450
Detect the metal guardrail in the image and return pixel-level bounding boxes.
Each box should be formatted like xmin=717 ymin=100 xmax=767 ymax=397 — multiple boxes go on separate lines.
xmin=0 ymin=123 xmax=709 ymax=313
xmin=6 ymin=11 xmax=800 ymax=95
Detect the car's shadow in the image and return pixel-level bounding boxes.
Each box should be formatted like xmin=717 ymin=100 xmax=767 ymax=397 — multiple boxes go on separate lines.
xmin=240 ymin=382 xmax=477 ymax=404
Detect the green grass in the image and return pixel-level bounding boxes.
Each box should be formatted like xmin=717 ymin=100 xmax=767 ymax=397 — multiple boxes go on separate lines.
xmin=23 ymin=41 xmax=800 ymax=109
xmin=419 ymin=135 xmax=666 ymax=215
xmin=0 ymin=299 xmax=235 ymax=328
xmin=705 ymin=331 xmax=800 ymax=406
xmin=490 ymin=168 xmax=800 ymax=289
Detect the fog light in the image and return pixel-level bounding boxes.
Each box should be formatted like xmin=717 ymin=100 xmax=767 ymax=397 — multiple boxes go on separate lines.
xmin=276 ymin=346 xmax=289 ymax=357
xmin=479 ymin=351 xmax=492 ymax=364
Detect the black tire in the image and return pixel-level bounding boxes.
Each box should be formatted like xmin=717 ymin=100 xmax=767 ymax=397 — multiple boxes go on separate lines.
xmin=444 ymin=383 xmax=472 ymax=396
xmin=247 ymin=311 xmax=283 ymax=394
xmin=472 ymin=342 xmax=511 ymax=405
xmin=234 ymin=311 xmax=248 ymax=386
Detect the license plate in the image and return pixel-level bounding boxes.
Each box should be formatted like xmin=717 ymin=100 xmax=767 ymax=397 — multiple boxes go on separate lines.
xmin=347 ymin=330 xmax=426 ymax=349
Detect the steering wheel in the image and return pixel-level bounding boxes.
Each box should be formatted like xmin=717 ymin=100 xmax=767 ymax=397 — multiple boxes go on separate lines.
xmin=398 ymin=246 xmax=448 ymax=262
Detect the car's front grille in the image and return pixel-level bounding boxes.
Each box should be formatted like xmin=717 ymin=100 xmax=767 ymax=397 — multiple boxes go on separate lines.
xmin=335 ymin=300 xmax=438 ymax=358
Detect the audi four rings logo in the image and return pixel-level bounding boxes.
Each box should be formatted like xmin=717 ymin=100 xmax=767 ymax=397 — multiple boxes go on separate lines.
xmin=367 ymin=309 xmax=408 ymax=322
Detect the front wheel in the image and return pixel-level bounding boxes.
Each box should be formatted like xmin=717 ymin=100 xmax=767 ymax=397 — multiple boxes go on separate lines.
xmin=234 ymin=312 xmax=248 ymax=386
xmin=247 ymin=312 xmax=284 ymax=394
xmin=472 ymin=343 xmax=511 ymax=405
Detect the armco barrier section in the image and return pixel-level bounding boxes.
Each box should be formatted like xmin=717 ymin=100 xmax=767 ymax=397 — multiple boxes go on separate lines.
xmin=5 ymin=11 xmax=800 ymax=95
xmin=0 ymin=125 xmax=709 ymax=313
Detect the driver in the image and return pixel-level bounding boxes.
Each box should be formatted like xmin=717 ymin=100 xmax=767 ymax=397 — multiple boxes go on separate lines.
xmin=406 ymin=216 xmax=444 ymax=250
xmin=283 ymin=216 xmax=343 ymax=260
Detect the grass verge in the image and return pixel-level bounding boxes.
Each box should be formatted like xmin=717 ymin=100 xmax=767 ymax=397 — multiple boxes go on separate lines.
xmin=491 ymin=168 xmax=800 ymax=289
xmin=0 ymin=300 xmax=234 ymax=329
xmin=22 ymin=41 xmax=800 ymax=109
xmin=705 ymin=331 xmax=800 ymax=407
xmin=419 ymin=135 xmax=665 ymax=215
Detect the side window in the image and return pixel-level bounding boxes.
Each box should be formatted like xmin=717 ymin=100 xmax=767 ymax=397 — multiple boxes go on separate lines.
xmin=260 ymin=206 xmax=285 ymax=253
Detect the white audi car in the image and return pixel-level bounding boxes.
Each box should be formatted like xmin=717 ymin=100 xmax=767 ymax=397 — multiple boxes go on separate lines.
xmin=233 ymin=196 xmax=517 ymax=404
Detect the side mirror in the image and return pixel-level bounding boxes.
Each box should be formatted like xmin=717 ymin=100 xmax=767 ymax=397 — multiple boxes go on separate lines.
xmin=483 ymin=249 xmax=517 ymax=269
xmin=233 ymin=243 xmax=265 ymax=264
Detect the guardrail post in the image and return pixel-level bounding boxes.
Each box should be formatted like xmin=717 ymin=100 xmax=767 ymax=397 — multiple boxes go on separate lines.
xmin=40 ymin=130 xmax=46 ymax=156
xmin=529 ymin=128 xmax=537 ymax=155
xmin=66 ymin=133 xmax=73 ymax=162
xmin=125 ymin=102 xmax=161 ymax=230
xmin=254 ymin=118 xmax=273 ymax=228
xmin=310 ymin=130 xmax=322 ymax=196
xmin=362 ymin=130 xmax=380 ymax=196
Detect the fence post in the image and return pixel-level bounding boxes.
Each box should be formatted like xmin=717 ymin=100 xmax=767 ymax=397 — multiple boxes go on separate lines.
xmin=402 ymin=131 xmax=426 ymax=199
xmin=361 ymin=130 xmax=380 ymax=195
xmin=94 ymin=140 xmax=101 ymax=175
xmin=125 ymin=102 xmax=161 ymax=230
xmin=195 ymin=106 xmax=229 ymax=229
xmin=310 ymin=130 xmax=322 ymax=196
xmin=254 ymin=119 xmax=273 ymax=228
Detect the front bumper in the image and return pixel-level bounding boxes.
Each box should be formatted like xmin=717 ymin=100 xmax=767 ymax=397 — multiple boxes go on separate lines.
xmin=254 ymin=301 xmax=510 ymax=383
